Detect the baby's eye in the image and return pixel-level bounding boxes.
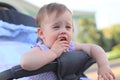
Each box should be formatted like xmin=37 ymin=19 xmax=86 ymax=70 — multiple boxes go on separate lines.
xmin=53 ymin=26 xmax=60 ymax=28
xmin=66 ymin=26 xmax=71 ymax=29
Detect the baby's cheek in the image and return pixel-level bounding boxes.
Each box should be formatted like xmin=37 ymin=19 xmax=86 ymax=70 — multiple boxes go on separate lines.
xmin=49 ymin=41 xmax=55 ymax=48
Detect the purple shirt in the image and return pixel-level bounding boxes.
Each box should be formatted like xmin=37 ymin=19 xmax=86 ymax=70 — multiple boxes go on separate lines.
xmin=27 ymin=41 xmax=75 ymax=80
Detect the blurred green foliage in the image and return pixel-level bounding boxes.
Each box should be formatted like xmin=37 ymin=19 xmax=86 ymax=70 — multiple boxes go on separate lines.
xmin=107 ymin=50 xmax=120 ymax=60
xmin=74 ymin=17 xmax=101 ymax=44
xmin=73 ymin=16 xmax=120 ymax=60
xmin=112 ymin=44 xmax=120 ymax=51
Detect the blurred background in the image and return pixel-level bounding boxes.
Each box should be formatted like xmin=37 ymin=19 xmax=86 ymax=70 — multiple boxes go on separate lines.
xmin=0 ymin=0 xmax=120 ymax=79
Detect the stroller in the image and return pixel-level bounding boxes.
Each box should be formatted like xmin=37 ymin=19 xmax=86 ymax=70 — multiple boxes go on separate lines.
xmin=0 ymin=2 xmax=95 ymax=80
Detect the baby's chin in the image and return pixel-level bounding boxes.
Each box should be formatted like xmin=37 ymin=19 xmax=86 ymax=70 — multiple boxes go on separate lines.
xmin=43 ymin=43 xmax=51 ymax=49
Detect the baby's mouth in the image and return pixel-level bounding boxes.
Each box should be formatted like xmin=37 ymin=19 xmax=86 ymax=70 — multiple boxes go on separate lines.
xmin=60 ymin=37 xmax=67 ymax=41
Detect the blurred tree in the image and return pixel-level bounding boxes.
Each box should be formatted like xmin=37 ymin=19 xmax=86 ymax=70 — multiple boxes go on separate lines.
xmin=111 ymin=24 xmax=120 ymax=45
xmin=76 ymin=18 xmax=100 ymax=44
xmin=101 ymin=24 xmax=120 ymax=51
xmin=99 ymin=30 xmax=113 ymax=51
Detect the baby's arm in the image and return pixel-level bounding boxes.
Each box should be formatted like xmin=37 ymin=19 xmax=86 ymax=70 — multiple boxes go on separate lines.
xmin=20 ymin=39 xmax=69 ymax=71
xmin=75 ymin=42 xmax=115 ymax=80
xmin=20 ymin=47 xmax=58 ymax=71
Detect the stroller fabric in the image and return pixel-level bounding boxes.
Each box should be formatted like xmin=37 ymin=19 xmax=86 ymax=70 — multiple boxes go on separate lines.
xmin=0 ymin=20 xmax=38 ymax=44
xmin=0 ymin=2 xmax=37 ymax=27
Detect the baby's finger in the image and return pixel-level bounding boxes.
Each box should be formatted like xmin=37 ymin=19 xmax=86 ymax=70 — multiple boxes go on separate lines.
xmin=102 ymin=74 xmax=109 ymax=80
xmin=108 ymin=75 xmax=114 ymax=80
xmin=105 ymin=70 xmax=116 ymax=80
xmin=98 ymin=75 xmax=103 ymax=80
xmin=62 ymin=44 xmax=69 ymax=49
xmin=110 ymin=72 xmax=115 ymax=79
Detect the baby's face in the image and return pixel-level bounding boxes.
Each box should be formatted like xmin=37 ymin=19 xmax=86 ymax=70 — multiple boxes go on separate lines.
xmin=38 ymin=10 xmax=74 ymax=48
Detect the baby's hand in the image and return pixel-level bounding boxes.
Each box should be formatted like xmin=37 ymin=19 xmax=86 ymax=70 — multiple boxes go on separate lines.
xmin=98 ymin=65 xmax=115 ymax=80
xmin=51 ymin=38 xmax=69 ymax=58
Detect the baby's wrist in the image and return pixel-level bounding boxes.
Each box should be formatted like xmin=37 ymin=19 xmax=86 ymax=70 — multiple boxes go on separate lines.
xmin=98 ymin=64 xmax=110 ymax=69
xmin=49 ymin=49 xmax=58 ymax=58
xmin=97 ymin=60 xmax=110 ymax=68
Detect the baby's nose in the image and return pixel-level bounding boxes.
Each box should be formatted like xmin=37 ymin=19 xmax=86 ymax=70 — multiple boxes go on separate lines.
xmin=59 ymin=31 xmax=66 ymax=35
xmin=60 ymin=28 xmax=67 ymax=34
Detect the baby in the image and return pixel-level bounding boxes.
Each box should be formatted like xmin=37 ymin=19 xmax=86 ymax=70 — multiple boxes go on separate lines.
xmin=20 ymin=2 xmax=115 ymax=80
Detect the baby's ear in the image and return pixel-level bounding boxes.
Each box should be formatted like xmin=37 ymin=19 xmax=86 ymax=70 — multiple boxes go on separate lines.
xmin=37 ymin=28 xmax=44 ymax=39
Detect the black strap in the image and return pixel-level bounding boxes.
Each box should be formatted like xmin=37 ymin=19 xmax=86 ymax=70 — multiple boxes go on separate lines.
xmin=0 ymin=2 xmax=17 ymax=11
xmin=0 ymin=69 xmax=13 ymax=80
xmin=13 ymin=61 xmax=57 ymax=79
xmin=0 ymin=61 xmax=57 ymax=80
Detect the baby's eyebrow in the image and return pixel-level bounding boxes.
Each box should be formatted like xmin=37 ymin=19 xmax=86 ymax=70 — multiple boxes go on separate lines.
xmin=66 ymin=23 xmax=73 ymax=26
xmin=51 ymin=23 xmax=60 ymax=27
xmin=65 ymin=21 xmax=73 ymax=25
